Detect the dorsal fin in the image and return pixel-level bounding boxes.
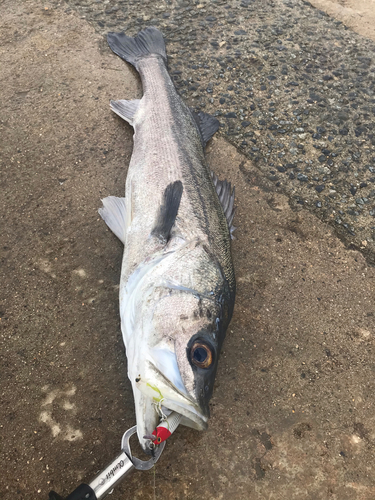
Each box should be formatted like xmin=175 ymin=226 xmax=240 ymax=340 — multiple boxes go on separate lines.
xmin=192 ymin=110 xmax=220 ymax=147
xmin=151 ymin=181 xmax=183 ymax=243
xmin=211 ymin=172 xmax=236 ymax=239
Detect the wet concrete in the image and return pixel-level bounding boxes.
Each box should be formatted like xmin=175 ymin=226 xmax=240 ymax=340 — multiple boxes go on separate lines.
xmin=49 ymin=0 xmax=375 ymax=266
xmin=1 ymin=1 xmax=375 ymax=499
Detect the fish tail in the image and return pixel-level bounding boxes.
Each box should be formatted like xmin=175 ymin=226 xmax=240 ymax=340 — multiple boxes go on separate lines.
xmin=107 ymin=27 xmax=167 ymax=70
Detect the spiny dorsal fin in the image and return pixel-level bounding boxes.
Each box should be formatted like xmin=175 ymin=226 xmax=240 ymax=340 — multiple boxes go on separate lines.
xmin=192 ymin=110 xmax=220 ymax=147
xmin=151 ymin=181 xmax=183 ymax=243
xmin=211 ymin=172 xmax=236 ymax=239
xmin=110 ymin=99 xmax=141 ymax=126
xmin=99 ymin=196 xmax=127 ymax=244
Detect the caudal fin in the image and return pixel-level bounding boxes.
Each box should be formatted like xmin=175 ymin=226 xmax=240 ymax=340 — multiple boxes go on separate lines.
xmin=107 ymin=27 xmax=167 ymax=70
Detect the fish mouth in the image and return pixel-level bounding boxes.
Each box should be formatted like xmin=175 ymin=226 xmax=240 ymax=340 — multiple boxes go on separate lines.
xmin=151 ymin=363 xmax=209 ymax=431
xmin=160 ymin=397 xmax=209 ymax=431
xmin=136 ymin=358 xmax=209 ymax=432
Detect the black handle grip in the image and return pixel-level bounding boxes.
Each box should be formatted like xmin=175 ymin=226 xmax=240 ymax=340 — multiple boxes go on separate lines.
xmin=49 ymin=493 xmax=64 ymax=500
xmin=49 ymin=483 xmax=97 ymax=500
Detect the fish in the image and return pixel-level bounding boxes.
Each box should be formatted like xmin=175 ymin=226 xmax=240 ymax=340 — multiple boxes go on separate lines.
xmin=99 ymin=27 xmax=236 ymax=452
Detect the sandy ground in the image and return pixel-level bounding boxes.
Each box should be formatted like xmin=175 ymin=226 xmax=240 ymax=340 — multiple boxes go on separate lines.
xmin=1 ymin=1 xmax=375 ymax=499
xmin=309 ymin=0 xmax=375 ymax=42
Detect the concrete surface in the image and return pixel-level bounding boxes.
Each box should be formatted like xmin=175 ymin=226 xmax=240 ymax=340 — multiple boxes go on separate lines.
xmin=51 ymin=0 xmax=375 ymax=266
xmin=1 ymin=1 xmax=375 ymax=499
xmin=309 ymin=0 xmax=375 ymax=43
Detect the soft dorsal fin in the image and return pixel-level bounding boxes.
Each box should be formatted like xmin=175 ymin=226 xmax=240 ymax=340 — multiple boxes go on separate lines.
xmin=98 ymin=196 xmax=127 ymax=244
xmin=211 ymin=172 xmax=236 ymax=238
xmin=192 ymin=110 xmax=220 ymax=147
xmin=151 ymin=181 xmax=183 ymax=243
xmin=110 ymin=99 xmax=141 ymax=126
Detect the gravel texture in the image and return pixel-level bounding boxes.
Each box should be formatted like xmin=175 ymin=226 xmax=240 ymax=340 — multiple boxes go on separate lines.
xmin=50 ymin=0 xmax=375 ymax=264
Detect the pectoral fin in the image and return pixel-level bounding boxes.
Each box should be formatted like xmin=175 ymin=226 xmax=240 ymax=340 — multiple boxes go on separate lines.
xmin=151 ymin=181 xmax=183 ymax=243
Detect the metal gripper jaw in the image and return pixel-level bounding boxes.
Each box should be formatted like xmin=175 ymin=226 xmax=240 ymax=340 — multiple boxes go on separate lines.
xmin=47 ymin=426 xmax=165 ymax=500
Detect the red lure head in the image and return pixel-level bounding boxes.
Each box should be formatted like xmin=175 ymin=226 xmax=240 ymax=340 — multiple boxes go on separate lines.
xmin=152 ymin=426 xmax=172 ymax=445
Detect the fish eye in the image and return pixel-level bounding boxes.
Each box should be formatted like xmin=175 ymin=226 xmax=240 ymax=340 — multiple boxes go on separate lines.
xmin=190 ymin=342 xmax=213 ymax=369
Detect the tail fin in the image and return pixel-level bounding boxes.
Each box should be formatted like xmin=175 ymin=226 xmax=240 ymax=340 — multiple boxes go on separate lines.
xmin=107 ymin=27 xmax=167 ymax=70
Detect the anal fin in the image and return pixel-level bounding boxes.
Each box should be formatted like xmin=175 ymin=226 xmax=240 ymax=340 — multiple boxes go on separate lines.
xmin=99 ymin=196 xmax=127 ymax=244
xmin=110 ymin=99 xmax=141 ymax=126
xmin=211 ymin=172 xmax=236 ymax=238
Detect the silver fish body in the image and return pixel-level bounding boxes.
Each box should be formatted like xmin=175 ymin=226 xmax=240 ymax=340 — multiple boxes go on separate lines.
xmin=100 ymin=27 xmax=235 ymax=451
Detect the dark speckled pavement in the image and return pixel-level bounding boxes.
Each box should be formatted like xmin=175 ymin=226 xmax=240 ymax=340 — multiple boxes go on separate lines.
xmin=54 ymin=0 xmax=375 ymax=264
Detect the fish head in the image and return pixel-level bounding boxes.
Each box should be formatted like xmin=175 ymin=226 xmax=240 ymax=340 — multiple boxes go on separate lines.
xmin=130 ymin=285 xmax=231 ymax=452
